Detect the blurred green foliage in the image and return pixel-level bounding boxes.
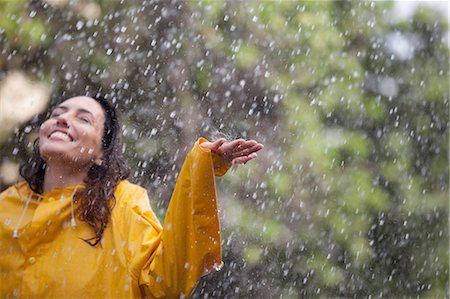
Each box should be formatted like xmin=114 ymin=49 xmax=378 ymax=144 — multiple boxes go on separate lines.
xmin=0 ymin=0 xmax=448 ymax=298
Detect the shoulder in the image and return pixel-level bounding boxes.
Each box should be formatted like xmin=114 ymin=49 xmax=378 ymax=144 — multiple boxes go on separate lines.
xmin=115 ymin=179 xmax=146 ymax=194
xmin=0 ymin=182 xmax=33 ymax=208
xmin=0 ymin=181 xmax=29 ymax=200
xmin=114 ymin=180 xmax=150 ymax=209
xmin=112 ymin=180 xmax=160 ymax=225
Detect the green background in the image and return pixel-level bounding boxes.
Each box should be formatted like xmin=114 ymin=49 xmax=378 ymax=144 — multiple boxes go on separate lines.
xmin=0 ymin=0 xmax=448 ymax=297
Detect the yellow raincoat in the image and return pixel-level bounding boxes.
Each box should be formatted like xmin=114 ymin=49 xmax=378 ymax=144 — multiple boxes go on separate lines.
xmin=0 ymin=138 xmax=230 ymax=298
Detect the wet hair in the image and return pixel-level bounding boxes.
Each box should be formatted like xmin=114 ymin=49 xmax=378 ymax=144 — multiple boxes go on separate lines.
xmin=19 ymin=94 xmax=130 ymax=246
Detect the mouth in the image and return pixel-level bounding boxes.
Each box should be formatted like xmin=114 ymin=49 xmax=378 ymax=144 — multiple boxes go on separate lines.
xmin=48 ymin=130 xmax=74 ymax=142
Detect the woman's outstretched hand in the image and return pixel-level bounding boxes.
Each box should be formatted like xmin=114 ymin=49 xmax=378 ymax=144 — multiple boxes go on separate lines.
xmin=200 ymin=138 xmax=264 ymax=165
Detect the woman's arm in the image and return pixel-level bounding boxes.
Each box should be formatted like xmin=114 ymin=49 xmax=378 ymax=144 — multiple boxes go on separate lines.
xmin=129 ymin=138 xmax=263 ymax=298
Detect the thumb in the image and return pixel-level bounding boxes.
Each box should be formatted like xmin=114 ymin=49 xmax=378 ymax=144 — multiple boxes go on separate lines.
xmin=209 ymin=138 xmax=226 ymax=151
xmin=200 ymin=138 xmax=226 ymax=151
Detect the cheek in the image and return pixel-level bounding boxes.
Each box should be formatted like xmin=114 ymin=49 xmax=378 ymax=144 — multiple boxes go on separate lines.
xmin=95 ymin=136 xmax=104 ymax=153
xmin=88 ymin=134 xmax=104 ymax=162
xmin=82 ymin=131 xmax=103 ymax=152
xmin=39 ymin=121 xmax=52 ymax=138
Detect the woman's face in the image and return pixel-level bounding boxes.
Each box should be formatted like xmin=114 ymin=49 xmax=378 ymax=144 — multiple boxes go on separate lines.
xmin=39 ymin=96 xmax=105 ymax=168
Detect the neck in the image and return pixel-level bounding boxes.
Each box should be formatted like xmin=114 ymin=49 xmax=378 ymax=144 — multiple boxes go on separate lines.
xmin=43 ymin=162 xmax=90 ymax=193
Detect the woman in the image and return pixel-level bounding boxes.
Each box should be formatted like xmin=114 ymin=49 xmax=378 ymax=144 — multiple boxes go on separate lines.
xmin=0 ymin=95 xmax=263 ymax=298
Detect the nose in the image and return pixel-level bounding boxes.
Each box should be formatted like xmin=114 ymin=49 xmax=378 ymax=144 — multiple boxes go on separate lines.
xmin=55 ymin=113 xmax=70 ymax=127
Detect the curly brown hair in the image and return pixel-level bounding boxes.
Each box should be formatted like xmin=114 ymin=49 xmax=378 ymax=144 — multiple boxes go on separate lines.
xmin=19 ymin=94 xmax=130 ymax=246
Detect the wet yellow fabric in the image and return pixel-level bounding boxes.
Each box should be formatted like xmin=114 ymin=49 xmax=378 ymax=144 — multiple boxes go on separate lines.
xmin=0 ymin=138 xmax=230 ymax=298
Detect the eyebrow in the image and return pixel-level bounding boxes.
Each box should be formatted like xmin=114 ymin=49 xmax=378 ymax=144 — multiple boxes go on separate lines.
xmin=54 ymin=105 xmax=95 ymax=117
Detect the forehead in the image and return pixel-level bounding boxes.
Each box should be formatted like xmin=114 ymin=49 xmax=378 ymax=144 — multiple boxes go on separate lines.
xmin=56 ymin=96 xmax=105 ymax=118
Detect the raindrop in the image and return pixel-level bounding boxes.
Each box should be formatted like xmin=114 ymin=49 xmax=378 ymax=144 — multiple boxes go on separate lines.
xmin=76 ymin=21 xmax=84 ymax=31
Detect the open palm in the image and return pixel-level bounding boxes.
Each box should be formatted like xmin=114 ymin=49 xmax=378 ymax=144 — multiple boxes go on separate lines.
xmin=200 ymin=138 xmax=264 ymax=165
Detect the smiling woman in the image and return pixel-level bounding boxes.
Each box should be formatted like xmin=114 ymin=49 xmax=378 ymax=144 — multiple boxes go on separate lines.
xmin=0 ymin=94 xmax=263 ymax=298
xmin=19 ymin=96 xmax=131 ymax=247
xmin=40 ymin=97 xmax=105 ymax=168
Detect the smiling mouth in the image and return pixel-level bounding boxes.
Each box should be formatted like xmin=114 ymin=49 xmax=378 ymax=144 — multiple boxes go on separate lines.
xmin=48 ymin=131 xmax=74 ymax=142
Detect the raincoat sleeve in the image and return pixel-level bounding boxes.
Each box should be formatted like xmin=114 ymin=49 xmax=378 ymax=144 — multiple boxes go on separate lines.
xmin=125 ymin=138 xmax=231 ymax=298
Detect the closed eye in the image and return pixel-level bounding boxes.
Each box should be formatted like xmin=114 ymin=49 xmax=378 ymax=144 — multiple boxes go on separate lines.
xmin=79 ymin=116 xmax=91 ymax=124
xmin=50 ymin=111 xmax=61 ymax=118
xmin=50 ymin=107 xmax=65 ymax=118
xmin=50 ymin=113 xmax=62 ymax=120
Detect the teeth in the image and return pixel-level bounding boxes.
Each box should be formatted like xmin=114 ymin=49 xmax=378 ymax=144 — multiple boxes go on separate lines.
xmin=50 ymin=131 xmax=71 ymax=141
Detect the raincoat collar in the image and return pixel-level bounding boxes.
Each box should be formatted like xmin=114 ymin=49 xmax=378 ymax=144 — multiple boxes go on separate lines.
xmin=12 ymin=181 xmax=85 ymax=239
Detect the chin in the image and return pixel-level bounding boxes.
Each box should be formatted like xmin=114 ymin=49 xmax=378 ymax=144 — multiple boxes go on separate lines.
xmin=41 ymin=149 xmax=96 ymax=169
xmin=41 ymin=143 xmax=67 ymax=156
xmin=40 ymin=146 xmax=73 ymax=163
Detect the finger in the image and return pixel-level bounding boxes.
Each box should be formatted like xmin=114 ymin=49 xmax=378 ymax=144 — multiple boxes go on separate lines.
xmin=232 ymin=153 xmax=257 ymax=165
xmin=231 ymin=143 xmax=264 ymax=159
xmin=200 ymin=138 xmax=226 ymax=151
xmin=217 ymin=138 xmax=245 ymax=154
xmin=199 ymin=142 xmax=212 ymax=150
xmin=237 ymin=140 xmax=258 ymax=150
xmin=210 ymin=138 xmax=226 ymax=151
